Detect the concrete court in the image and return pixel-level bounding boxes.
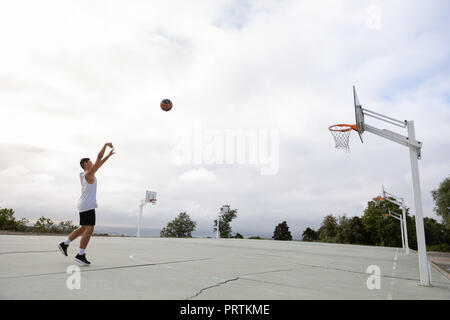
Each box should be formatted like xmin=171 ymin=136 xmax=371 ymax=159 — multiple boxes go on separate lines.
xmin=0 ymin=234 xmax=449 ymax=300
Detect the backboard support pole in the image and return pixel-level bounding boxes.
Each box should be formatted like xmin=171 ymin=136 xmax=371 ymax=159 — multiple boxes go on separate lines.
xmin=332 ymin=87 xmax=430 ymax=286
xmin=407 ymin=121 xmax=431 ymax=286
xmin=216 ymin=213 xmax=220 ymax=239
xmin=216 ymin=205 xmax=231 ymax=239
xmin=366 ymin=120 xmax=429 ymax=285
xmin=387 ymin=211 xmax=405 ymax=250
xmin=382 ymin=187 xmax=410 ymax=255
xmin=137 ymin=200 xmax=146 ymax=238
xmin=137 ymin=191 xmax=157 ymax=238
xmin=401 ymin=206 xmax=409 ymax=255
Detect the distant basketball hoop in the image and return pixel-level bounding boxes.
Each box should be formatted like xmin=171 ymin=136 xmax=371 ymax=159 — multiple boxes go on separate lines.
xmin=373 ymin=196 xmax=385 ymax=207
xmin=137 ymin=190 xmax=157 ymax=238
xmin=145 ymin=191 xmax=157 ymax=204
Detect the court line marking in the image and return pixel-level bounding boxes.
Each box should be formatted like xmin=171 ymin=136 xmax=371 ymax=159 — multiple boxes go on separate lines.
xmin=0 ymin=257 xmax=212 ymax=280
xmin=0 ymin=250 xmax=58 ymax=255
xmin=387 ymin=249 xmax=398 ymax=300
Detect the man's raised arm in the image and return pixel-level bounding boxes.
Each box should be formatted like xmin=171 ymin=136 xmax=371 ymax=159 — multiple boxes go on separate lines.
xmin=96 ymin=148 xmax=115 ymax=170
xmin=96 ymin=143 xmax=112 ymax=163
xmin=85 ymin=143 xmax=114 ymax=179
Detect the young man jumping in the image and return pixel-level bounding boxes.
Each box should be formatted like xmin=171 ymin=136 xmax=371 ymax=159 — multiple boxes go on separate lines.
xmin=58 ymin=142 xmax=115 ymax=265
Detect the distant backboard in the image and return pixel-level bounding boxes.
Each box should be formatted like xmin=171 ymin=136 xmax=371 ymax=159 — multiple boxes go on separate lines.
xmin=353 ymin=85 xmax=364 ymax=143
xmin=145 ymin=190 xmax=157 ymax=203
xmin=221 ymin=205 xmax=231 ymax=215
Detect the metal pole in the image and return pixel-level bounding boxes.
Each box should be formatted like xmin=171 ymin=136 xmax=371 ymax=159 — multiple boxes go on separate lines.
xmin=137 ymin=200 xmax=144 ymax=238
xmin=216 ymin=213 xmax=220 ymax=239
xmin=390 ymin=212 xmax=405 ymax=249
xmin=401 ymin=205 xmax=410 ymax=255
xmin=384 ymin=187 xmax=410 ymax=256
xmin=399 ymin=216 xmax=405 ymax=250
xmin=407 ymin=121 xmax=431 ymax=286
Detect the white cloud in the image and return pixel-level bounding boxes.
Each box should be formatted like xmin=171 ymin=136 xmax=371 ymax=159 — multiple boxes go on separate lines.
xmin=178 ymin=168 xmax=216 ymax=182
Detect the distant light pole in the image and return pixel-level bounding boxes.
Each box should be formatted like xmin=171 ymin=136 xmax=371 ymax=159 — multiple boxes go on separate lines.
xmin=216 ymin=205 xmax=230 ymax=239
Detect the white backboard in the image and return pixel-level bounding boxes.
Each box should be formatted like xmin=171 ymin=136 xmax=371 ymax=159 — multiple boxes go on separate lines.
xmin=221 ymin=205 xmax=230 ymax=215
xmin=353 ymin=85 xmax=364 ymax=143
xmin=145 ymin=190 xmax=157 ymax=203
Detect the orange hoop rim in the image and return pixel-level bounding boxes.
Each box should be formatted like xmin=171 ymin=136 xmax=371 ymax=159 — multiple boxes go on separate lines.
xmin=329 ymin=124 xmax=358 ymax=132
xmin=373 ymin=196 xmax=385 ymax=201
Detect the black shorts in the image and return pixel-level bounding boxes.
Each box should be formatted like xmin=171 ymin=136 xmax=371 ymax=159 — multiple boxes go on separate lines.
xmin=79 ymin=209 xmax=96 ymax=226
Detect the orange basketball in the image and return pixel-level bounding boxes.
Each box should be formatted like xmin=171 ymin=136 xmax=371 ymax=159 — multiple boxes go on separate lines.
xmin=160 ymin=99 xmax=172 ymax=111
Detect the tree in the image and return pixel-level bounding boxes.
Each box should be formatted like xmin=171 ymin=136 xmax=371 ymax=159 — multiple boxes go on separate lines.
xmin=0 ymin=207 xmax=29 ymax=231
xmin=301 ymin=227 xmax=319 ymax=241
xmin=33 ymin=216 xmax=57 ymax=233
xmin=213 ymin=209 xmax=237 ymax=238
xmin=233 ymin=233 xmax=244 ymax=239
xmin=423 ymin=217 xmax=446 ymax=246
xmin=318 ymin=214 xmax=338 ymax=241
xmin=361 ymin=199 xmax=406 ymax=248
xmin=160 ymin=212 xmax=197 ymax=238
xmin=431 ymin=175 xmax=450 ymax=228
xmin=273 ymin=221 xmax=292 ymax=241
xmin=57 ymin=221 xmax=78 ymax=234
xmin=336 ymin=216 xmax=369 ymax=245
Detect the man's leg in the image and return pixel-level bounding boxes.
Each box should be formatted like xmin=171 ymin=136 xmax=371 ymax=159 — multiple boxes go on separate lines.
xmin=68 ymin=226 xmax=87 ymax=241
xmin=58 ymin=226 xmax=86 ymax=256
xmin=74 ymin=226 xmax=94 ymax=265
xmin=80 ymin=226 xmax=94 ymax=250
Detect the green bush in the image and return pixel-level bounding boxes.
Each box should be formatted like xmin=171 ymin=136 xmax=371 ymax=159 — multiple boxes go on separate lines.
xmin=318 ymin=236 xmax=337 ymax=243
xmin=32 ymin=216 xmax=58 ymax=233
xmin=248 ymin=236 xmax=264 ymax=240
xmin=427 ymin=243 xmax=450 ymax=252
xmin=272 ymin=221 xmax=292 ymax=240
xmin=160 ymin=212 xmax=197 ymax=238
xmin=1 ymin=208 xmax=77 ymax=234
xmin=32 ymin=217 xmax=78 ymax=234
xmin=0 ymin=208 xmax=30 ymax=231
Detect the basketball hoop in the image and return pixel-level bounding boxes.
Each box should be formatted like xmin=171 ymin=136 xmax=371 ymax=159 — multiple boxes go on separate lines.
xmin=373 ymin=196 xmax=385 ymax=207
xmin=329 ymin=124 xmax=358 ymax=152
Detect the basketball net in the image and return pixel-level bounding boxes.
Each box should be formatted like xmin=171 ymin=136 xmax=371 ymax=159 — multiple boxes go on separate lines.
xmin=329 ymin=124 xmax=356 ymax=153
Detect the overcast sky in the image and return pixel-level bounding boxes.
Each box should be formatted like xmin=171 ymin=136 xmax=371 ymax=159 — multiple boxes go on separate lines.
xmin=1 ymin=0 xmax=449 ymax=239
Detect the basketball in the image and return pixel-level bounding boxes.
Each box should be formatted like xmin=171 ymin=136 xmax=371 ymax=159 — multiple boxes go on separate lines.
xmin=160 ymin=99 xmax=172 ymax=111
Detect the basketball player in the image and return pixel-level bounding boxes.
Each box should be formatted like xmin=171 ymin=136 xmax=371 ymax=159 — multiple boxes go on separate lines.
xmin=58 ymin=142 xmax=115 ymax=265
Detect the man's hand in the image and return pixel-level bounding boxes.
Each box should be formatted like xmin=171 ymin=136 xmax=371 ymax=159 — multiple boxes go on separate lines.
xmin=85 ymin=143 xmax=115 ymax=183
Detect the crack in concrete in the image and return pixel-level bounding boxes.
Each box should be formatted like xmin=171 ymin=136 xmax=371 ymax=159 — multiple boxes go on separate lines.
xmin=186 ymin=268 xmax=292 ymax=300
xmin=186 ymin=277 xmax=241 ymax=300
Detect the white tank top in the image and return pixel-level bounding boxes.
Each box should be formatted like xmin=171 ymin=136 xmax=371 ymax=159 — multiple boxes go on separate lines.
xmin=77 ymin=172 xmax=98 ymax=212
